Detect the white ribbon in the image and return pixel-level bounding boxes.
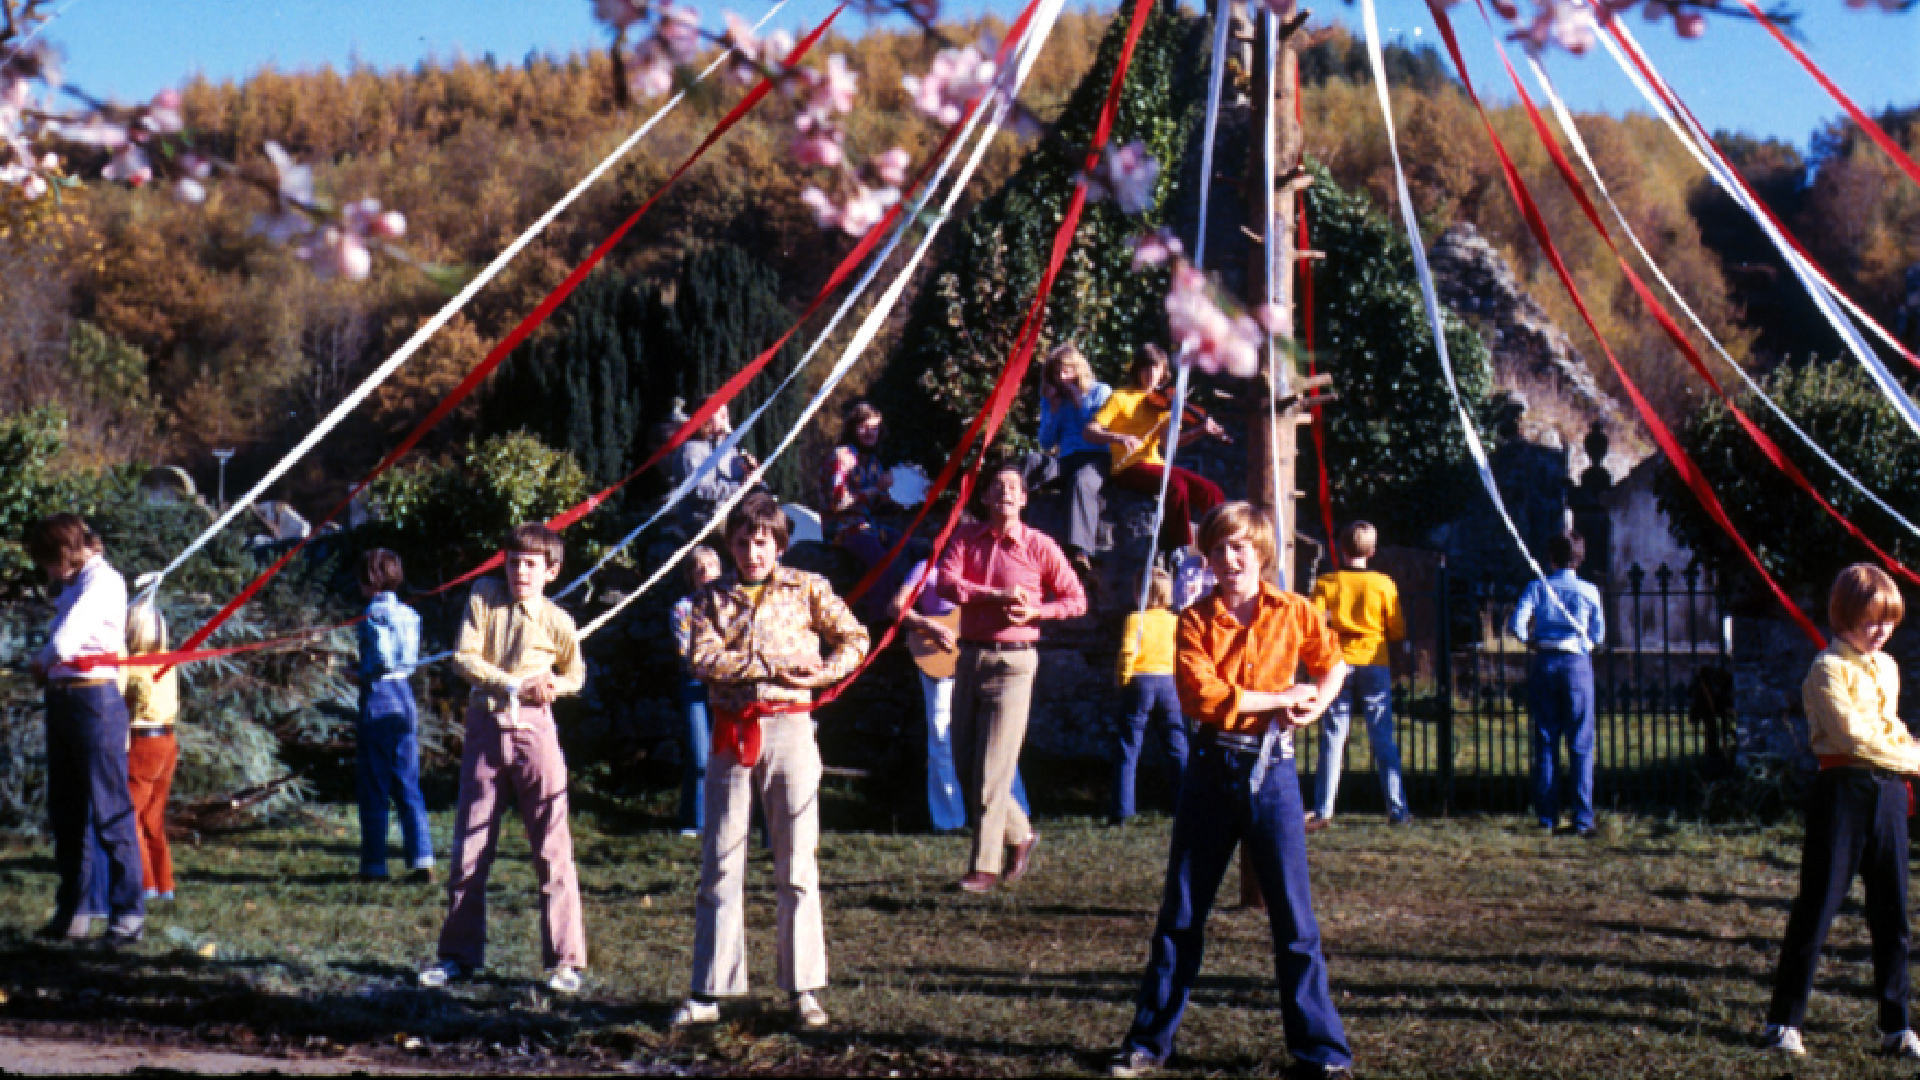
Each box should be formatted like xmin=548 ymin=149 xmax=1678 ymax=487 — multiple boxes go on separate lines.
xmin=580 ymin=0 xmax=1071 ymax=639
xmin=1262 ymin=9 xmax=1287 ymax=563
xmin=1598 ymin=21 xmax=1920 ymax=441
xmin=144 ymin=3 xmax=789 ymax=598
xmin=557 ymin=35 xmax=1011 ymax=602
xmin=1526 ymin=53 xmax=1920 ymax=542
xmin=1368 ymin=0 xmax=1587 ymax=648
xmin=1134 ymin=3 xmax=1231 ymax=617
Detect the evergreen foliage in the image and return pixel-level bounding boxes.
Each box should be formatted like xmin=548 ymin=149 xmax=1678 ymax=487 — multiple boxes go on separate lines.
xmin=1302 ymin=166 xmax=1495 ymax=546
xmin=866 ymin=0 xmax=1207 ymax=468
xmin=1659 ymin=360 xmax=1920 ymax=604
xmin=480 ymin=244 xmax=802 ymax=500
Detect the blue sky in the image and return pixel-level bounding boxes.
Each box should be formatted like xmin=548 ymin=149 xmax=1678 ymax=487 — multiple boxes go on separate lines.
xmin=27 ymin=0 xmax=1920 ymax=149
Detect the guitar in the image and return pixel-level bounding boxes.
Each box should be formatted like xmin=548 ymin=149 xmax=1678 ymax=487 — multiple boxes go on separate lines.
xmin=906 ymin=610 xmax=962 ymax=681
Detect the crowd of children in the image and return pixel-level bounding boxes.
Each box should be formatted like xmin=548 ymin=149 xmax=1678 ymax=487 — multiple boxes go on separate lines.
xmin=26 ymin=381 xmax=1920 ymax=1075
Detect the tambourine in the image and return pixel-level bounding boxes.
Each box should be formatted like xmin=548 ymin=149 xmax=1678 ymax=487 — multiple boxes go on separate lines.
xmin=782 ymin=503 xmax=825 ymax=544
xmin=887 ymin=463 xmax=931 ymax=508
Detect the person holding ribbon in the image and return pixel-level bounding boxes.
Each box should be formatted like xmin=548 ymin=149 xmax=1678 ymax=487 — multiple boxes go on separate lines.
xmin=1108 ymin=502 xmax=1352 ymax=1080
xmin=671 ymin=403 xmax=758 ymax=535
xmin=26 ymin=513 xmax=145 ymax=947
xmin=419 ymin=524 xmax=588 ymax=995
xmin=673 ymin=491 xmax=870 ymax=1031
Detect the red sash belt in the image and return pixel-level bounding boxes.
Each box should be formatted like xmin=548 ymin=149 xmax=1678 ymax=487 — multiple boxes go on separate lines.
xmin=712 ymin=707 xmax=762 ymax=768
xmin=1818 ymin=755 xmax=1915 ymax=816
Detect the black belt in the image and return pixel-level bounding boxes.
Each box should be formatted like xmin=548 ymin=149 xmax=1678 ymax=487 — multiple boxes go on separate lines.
xmin=132 ymin=727 xmax=176 ymax=739
xmin=1197 ymin=727 xmax=1265 ymax=755
xmin=962 ymin=640 xmax=1034 ymax=653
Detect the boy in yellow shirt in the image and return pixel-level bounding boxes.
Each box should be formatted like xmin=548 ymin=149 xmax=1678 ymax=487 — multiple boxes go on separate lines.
xmin=1307 ymin=522 xmax=1409 ymax=828
xmin=1110 ymin=568 xmax=1188 ymax=823
xmin=1764 ymin=564 xmax=1920 ymax=1060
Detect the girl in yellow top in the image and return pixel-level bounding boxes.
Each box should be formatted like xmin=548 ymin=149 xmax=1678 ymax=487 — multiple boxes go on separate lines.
xmin=123 ymin=600 xmax=181 ymax=900
xmin=1085 ymin=345 xmax=1225 ymax=555
xmin=1765 ymin=563 xmax=1920 ymax=1059
xmin=1110 ymin=569 xmax=1188 ymax=823
xmin=1307 ymin=522 xmax=1410 ymax=827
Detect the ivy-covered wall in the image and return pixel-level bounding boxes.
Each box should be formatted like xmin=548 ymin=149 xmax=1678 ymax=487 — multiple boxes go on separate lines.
xmin=866 ymin=0 xmax=1208 ymax=468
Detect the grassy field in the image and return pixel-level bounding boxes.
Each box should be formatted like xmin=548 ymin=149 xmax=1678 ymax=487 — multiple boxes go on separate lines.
xmin=0 ymin=785 xmax=1915 ymax=1077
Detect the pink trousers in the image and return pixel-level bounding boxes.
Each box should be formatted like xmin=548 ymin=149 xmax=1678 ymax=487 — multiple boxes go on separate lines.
xmin=437 ymin=703 xmax=587 ymax=971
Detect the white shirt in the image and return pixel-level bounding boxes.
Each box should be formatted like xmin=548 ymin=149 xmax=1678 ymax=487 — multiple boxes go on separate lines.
xmin=38 ymin=553 xmax=127 ymax=682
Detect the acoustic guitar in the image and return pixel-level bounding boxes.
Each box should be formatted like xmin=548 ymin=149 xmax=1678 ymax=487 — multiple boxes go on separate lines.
xmin=906 ymin=610 xmax=962 ymax=681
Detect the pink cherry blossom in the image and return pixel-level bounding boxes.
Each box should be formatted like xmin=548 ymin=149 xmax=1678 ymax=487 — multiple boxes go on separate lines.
xmin=657 ymin=4 xmax=703 ymax=64
xmin=902 ymin=46 xmax=995 ymax=126
xmin=343 ymin=197 xmax=408 ymax=240
xmin=838 ymin=183 xmax=898 ymax=236
xmin=299 ymin=226 xmax=373 ymax=281
xmin=55 ymin=117 xmax=129 ymax=148
xmin=263 ymin=141 xmax=315 ymax=205
xmin=1165 ymin=260 xmax=1265 ymax=379
xmin=800 ymin=186 xmax=842 ymax=230
xmin=103 ymin=144 xmax=152 ymax=186
xmin=1129 ymin=228 xmax=1184 ymax=271
xmin=869 ymin=146 xmax=911 ymax=188
xmin=762 ymin=29 xmax=796 ymax=64
xmin=594 ymin=0 xmax=650 ymax=31
xmin=1673 ymin=11 xmax=1706 ymax=37
xmin=790 ymin=117 xmax=845 ymax=168
xmin=815 ymin=55 xmax=859 ymax=116
xmin=174 ymin=177 xmax=207 ymax=203
xmin=141 ymin=89 xmax=184 ymax=136
xmin=1522 ymin=0 xmax=1597 ymax=55
xmin=1085 ymin=140 xmax=1159 ymax=215
xmin=627 ymin=37 xmax=677 ymax=99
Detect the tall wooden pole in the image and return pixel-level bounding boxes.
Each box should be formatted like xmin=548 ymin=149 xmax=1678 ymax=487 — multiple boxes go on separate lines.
xmin=1243 ymin=1 xmax=1311 ymax=590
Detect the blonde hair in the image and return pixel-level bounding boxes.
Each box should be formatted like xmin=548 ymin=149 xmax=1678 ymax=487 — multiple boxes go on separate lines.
xmin=1829 ymin=563 xmax=1905 ymax=635
xmin=686 ymin=544 xmax=722 ymax=588
xmin=1342 ymin=521 xmax=1378 ymax=560
xmin=1197 ymin=502 xmax=1278 ymax=575
xmin=126 ymin=599 xmax=168 ymax=656
xmin=1042 ymin=343 xmax=1094 ymax=407
xmin=1145 ymin=567 xmax=1173 ymax=610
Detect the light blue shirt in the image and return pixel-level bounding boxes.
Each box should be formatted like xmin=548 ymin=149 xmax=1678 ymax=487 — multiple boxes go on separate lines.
xmin=359 ymin=591 xmax=421 ymax=682
xmin=1509 ymin=570 xmax=1605 ymax=654
xmin=1038 ymin=381 xmax=1113 ymax=460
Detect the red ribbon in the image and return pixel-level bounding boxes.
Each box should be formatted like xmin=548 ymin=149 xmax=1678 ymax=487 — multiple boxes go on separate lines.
xmin=163 ymin=7 xmax=847 ymax=672
xmin=1293 ymin=63 xmax=1336 ymax=564
xmin=1450 ymin=1 xmax=1920 ymax=594
xmin=1598 ymin=12 xmax=1920 ymax=376
xmin=743 ymin=0 xmax=1161 ymax=720
xmin=711 ymin=706 xmax=764 ymax=766
xmin=1428 ymin=0 xmax=1824 ymax=647
xmin=1731 ymin=0 xmax=1920 ymax=196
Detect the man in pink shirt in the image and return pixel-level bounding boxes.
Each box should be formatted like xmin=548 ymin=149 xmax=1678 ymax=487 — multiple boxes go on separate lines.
xmin=936 ymin=462 xmax=1087 ymax=892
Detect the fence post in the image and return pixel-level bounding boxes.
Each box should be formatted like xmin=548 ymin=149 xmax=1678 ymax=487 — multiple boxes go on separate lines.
xmin=1436 ymin=553 xmax=1454 ymax=814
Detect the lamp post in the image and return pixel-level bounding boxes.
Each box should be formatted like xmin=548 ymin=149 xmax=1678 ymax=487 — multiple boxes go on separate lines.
xmin=212 ymin=448 xmax=235 ymax=511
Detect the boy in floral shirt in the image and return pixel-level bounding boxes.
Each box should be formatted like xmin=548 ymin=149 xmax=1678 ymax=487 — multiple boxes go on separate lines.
xmin=673 ymin=492 xmax=869 ymax=1031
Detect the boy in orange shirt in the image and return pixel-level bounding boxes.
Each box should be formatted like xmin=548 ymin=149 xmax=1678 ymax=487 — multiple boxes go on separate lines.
xmin=1108 ymin=502 xmax=1352 ymax=1080
xmin=1307 ymin=521 xmax=1409 ymax=828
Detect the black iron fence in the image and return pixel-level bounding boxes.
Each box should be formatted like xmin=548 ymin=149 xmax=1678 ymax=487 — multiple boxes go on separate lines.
xmin=1291 ymin=561 xmax=1731 ymax=817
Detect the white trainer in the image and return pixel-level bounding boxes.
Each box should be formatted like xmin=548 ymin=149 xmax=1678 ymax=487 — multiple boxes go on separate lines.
xmin=793 ymin=991 xmax=829 ymax=1029
xmin=1763 ymin=1024 xmax=1805 ymax=1056
xmin=670 ymin=998 xmax=720 ymax=1027
xmin=417 ymin=960 xmax=471 ymax=989
xmin=1881 ymin=1028 xmax=1920 ymax=1058
xmin=546 ymin=966 xmax=583 ymax=995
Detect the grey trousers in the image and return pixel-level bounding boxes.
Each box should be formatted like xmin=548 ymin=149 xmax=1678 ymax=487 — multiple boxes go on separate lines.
xmin=952 ymin=645 xmax=1039 ymax=874
xmin=691 ymin=713 xmax=826 ymax=996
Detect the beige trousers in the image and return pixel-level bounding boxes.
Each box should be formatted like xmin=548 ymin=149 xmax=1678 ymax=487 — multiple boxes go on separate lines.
xmin=952 ymin=645 xmax=1039 ymax=875
xmin=691 ymin=712 xmax=826 ymax=996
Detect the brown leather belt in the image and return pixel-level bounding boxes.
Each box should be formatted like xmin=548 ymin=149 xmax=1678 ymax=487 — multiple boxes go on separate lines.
xmin=51 ymin=677 xmax=116 ymax=688
xmin=962 ymin=640 xmax=1034 ymax=652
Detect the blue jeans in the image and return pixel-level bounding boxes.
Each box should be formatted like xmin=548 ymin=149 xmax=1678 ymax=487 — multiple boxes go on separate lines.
xmin=680 ymin=680 xmax=711 ymax=832
xmin=1529 ymin=651 xmax=1596 ymax=831
xmin=1112 ymin=674 xmax=1189 ymax=821
xmin=356 ymin=679 xmax=432 ymax=877
xmin=1313 ymin=664 xmax=1405 ymax=820
xmin=46 ymin=682 xmax=144 ymax=923
xmin=1122 ymin=734 xmax=1352 ymax=1069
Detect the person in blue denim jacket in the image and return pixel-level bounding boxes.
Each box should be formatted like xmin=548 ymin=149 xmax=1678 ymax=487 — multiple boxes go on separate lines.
xmin=1508 ymin=532 xmax=1607 ymax=837
xmin=356 ymin=548 xmax=433 ymax=881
